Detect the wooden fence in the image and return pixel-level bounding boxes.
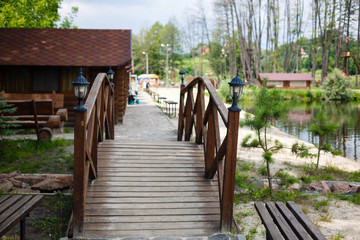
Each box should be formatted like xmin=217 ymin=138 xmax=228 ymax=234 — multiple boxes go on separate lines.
xmin=177 ymin=77 xmax=241 ymax=233
xmin=72 ymin=73 xmax=115 ymax=236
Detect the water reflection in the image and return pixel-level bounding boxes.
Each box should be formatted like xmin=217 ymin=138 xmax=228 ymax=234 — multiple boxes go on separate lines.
xmin=242 ymin=101 xmax=360 ymax=162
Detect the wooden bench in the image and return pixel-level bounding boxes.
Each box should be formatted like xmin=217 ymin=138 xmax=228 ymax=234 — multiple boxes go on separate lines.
xmin=254 ymin=201 xmax=327 ymax=240
xmin=0 ymin=195 xmax=43 ymax=240
xmin=2 ymin=92 xmax=64 ymax=109
xmin=3 ymin=99 xmax=68 ymax=140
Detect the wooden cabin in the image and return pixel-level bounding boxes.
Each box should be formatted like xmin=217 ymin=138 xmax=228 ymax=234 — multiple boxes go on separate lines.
xmin=257 ymin=73 xmax=313 ymax=89
xmin=0 ymin=28 xmax=132 ymax=124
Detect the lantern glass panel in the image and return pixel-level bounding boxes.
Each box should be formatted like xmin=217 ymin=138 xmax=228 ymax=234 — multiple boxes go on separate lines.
xmin=79 ymin=86 xmax=87 ymax=98
xmin=74 ymin=86 xmax=79 ymax=98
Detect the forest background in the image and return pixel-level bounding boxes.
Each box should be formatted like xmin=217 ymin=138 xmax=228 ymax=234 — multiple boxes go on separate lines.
xmin=132 ymin=0 xmax=360 ymax=87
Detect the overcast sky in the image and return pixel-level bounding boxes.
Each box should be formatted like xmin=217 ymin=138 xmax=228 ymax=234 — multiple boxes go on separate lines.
xmin=59 ymin=0 xmax=212 ymax=34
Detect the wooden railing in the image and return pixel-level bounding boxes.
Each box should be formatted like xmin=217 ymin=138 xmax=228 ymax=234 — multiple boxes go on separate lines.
xmin=177 ymin=77 xmax=241 ymax=233
xmin=72 ymin=73 xmax=115 ymax=236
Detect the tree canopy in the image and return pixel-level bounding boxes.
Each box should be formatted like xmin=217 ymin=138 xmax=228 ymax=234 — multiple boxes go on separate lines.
xmin=0 ymin=0 xmax=77 ymax=28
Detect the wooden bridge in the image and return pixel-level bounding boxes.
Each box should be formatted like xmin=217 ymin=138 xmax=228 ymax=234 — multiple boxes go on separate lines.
xmin=71 ymin=74 xmax=240 ymax=238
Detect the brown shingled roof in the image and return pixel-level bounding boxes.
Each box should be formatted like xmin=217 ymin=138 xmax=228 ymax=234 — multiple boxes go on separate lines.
xmin=258 ymin=73 xmax=313 ymax=81
xmin=0 ymin=28 xmax=132 ymax=67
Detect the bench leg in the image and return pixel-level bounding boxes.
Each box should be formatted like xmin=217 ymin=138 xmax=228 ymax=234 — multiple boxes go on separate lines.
xmin=20 ymin=218 xmax=26 ymax=240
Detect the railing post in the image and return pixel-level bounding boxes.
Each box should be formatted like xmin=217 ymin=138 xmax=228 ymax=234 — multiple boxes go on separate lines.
xmin=177 ymin=83 xmax=185 ymax=141
xmin=73 ymin=109 xmax=87 ymax=236
xmin=221 ymin=107 xmax=240 ymax=232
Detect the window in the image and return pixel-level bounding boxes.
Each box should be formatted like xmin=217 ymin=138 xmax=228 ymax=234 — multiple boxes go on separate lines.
xmin=32 ymin=67 xmax=59 ymax=92
xmin=2 ymin=67 xmax=31 ymax=93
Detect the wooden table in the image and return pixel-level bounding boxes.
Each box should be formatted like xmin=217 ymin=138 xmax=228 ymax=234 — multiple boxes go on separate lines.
xmin=0 ymin=195 xmax=44 ymax=240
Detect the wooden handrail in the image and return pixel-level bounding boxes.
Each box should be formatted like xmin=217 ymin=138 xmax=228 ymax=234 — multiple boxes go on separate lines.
xmin=72 ymin=73 xmax=115 ymax=236
xmin=178 ymin=77 xmax=240 ymax=233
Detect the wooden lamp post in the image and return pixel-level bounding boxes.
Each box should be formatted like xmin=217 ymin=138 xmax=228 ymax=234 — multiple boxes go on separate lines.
xmin=72 ymin=68 xmax=89 ymax=235
xmin=221 ymin=70 xmax=244 ymax=232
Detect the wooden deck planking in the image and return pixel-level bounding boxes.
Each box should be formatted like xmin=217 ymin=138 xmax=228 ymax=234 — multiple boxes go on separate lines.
xmin=84 ymin=140 xmax=220 ymax=238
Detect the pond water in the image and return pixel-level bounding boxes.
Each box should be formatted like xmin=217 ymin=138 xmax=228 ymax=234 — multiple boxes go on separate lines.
xmin=242 ymin=101 xmax=360 ymax=162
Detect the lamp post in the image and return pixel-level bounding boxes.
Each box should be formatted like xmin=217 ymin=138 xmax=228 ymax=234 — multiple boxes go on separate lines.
xmin=107 ymin=66 xmax=115 ymax=86
xmin=142 ymin=51 xmax=148 ymax=75
xmin=177 ymin=69 xmax=186 ymax=141
xmin=72 ymin=67 xmax=90 ymax=235
xmin=228 ymin=70 xmax=245 ymax=112
xmin=72 ymin=68 xmax=90 ymax=112
xmin=221 ymin=70 xmax=244 ymax=232
xmin=161 ymin=44 xmax=169 ymax=87
xmin=179 ymin=69 xmax=186 ymax=86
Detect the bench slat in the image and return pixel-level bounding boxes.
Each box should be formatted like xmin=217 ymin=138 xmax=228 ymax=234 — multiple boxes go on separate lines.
xmin=254 ymin=202 xmax=284 ymax=240
xmin=0 ymin=196 xmax=10 ymax=205
xmin=275 ymin=202 xmax=312 ymax=240
xmin=287 ymin=201 xmax=327 ymax=240
xmin=0 ymin=195 xmax=22 ymax=215
xmin=266 ymin=202 xmax=299 ymax=240
xmin=0 ymin=196 xmax=33 ymax=225
xmin=0 ymin=195 xmax=43 ymax=237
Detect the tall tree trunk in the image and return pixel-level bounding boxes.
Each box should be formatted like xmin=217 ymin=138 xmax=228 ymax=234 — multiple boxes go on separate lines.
xmin=265 ymin=0 xmax=270 ymax=72
xmin=312 ymin=1 xmax=318 ymax=82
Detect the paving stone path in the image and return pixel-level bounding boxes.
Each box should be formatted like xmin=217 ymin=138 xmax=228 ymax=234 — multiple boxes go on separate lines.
xmin=114 ymin=91 xmax=177 ymax=141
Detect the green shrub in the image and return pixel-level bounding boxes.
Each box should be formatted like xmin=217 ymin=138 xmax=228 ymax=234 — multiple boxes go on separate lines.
xmin=322 ymin=68 xmax=352 ymax=101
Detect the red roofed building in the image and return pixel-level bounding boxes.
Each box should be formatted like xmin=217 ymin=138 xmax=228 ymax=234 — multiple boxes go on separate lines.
xmin=257 ymin=73 xmax=313 ymax=89
xmin=0 ymin=28 xmax=132 ymax=123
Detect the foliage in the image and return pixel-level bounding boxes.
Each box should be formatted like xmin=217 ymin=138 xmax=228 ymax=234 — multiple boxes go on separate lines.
xmin=291 ymin=142 xmax=316 ymax=159
xmin=0 ymin=138 xmax=73 ymax=173
xmin=132 ymin=19 xmax=182 ymax=80
xmin=308 ymin=113 xmax=340 ymax=169
xmin=322 ymin=68 xmax=352 ymax=101
xmin=241 ymin=134 xmax=260 ymax=148
xmin=0 ymin=92 xmax=18 ymax=138
xmin=0 ymin=0 xmax=78 ymax=28
xmin=240 ymin=87 xmax=289 ymax=195
xmin=59 ymin=6 xmax=78 ymax=29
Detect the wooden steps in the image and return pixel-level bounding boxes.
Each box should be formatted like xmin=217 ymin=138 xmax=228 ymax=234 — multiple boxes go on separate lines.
xmin=83 ymin=140 xmax=220 ymax=238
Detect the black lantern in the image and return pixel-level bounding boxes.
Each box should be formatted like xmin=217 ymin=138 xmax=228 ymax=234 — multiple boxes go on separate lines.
xmin=107 ymin=67 xmax=115 ymax=86
xmin=228 ymin=70 xmax=245 ymax=112
xmin=72 ymin=68 xmax=89 ymax=112
xmin=179 ymin=69 xmax=186 ymax=86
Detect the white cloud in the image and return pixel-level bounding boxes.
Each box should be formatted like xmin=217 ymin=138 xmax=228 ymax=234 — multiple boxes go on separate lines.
xmin=59 ymin=0 xmax=212 ymax=33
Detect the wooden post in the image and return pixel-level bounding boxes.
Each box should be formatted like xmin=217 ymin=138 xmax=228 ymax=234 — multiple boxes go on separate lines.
xmin=221 ymin=108 xmax=240 ymax=232
xmin=177 ymin=84 xmax=185 ymax=141
xmin=73 ymin=109 xmax=87 ymax=236
xmin=195 ymin=82 xmax=204 ymax=144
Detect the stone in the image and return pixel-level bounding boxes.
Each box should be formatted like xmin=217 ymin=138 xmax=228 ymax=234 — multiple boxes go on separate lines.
xmin=152 ymin=238 xmax=182 ymax=240
xmin=288 ymin=183 xmax=301 ymax=191
xmin=122 ymin=237 xmax=150 ymax=240
xmin=31 ymin=176 xmax=72 ymax=192
xmin=237 ymin=235 xmax=246 ymax=240
xmin=263 ymin=182 xmax=279 ymax=190
xmin=332 ymin=183 xmax=350 ymax=194
xmin=208 ymin=234 xmax=229 ymax=240
xmin=10 ymin=188 xmax=40 ymax=194
xmin=0 ymin=180 xmax=13 ymax=193
xmin=14 ymin=175 xmax=46 ymax=186
xmin=308 ymin=182 xmax=325 ymax=192
xmin=11 ymin=179 xmax=22 ymax=188
xmin=6 ymin=170 xmax=21 ymax=178
xmin=321 ymin=181 xmax=331 ymax=193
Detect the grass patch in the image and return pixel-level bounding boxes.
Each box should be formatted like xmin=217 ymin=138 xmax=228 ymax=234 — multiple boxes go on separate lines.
xmin=33 ymin=192 xmax=73 ymax=240
xmin=0 ymin=138 xmax=74 ymax=174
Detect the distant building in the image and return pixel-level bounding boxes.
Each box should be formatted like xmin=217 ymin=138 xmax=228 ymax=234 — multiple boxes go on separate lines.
xmin=301 ymin=48 xmax=309 ymax=59
xmin=0 ymin=28 xmax=132 ymax=123
xmin=257 ymin=73 xmax=313 ymax=89
xmin=196 ymin=45 xmax=210 ymax=56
